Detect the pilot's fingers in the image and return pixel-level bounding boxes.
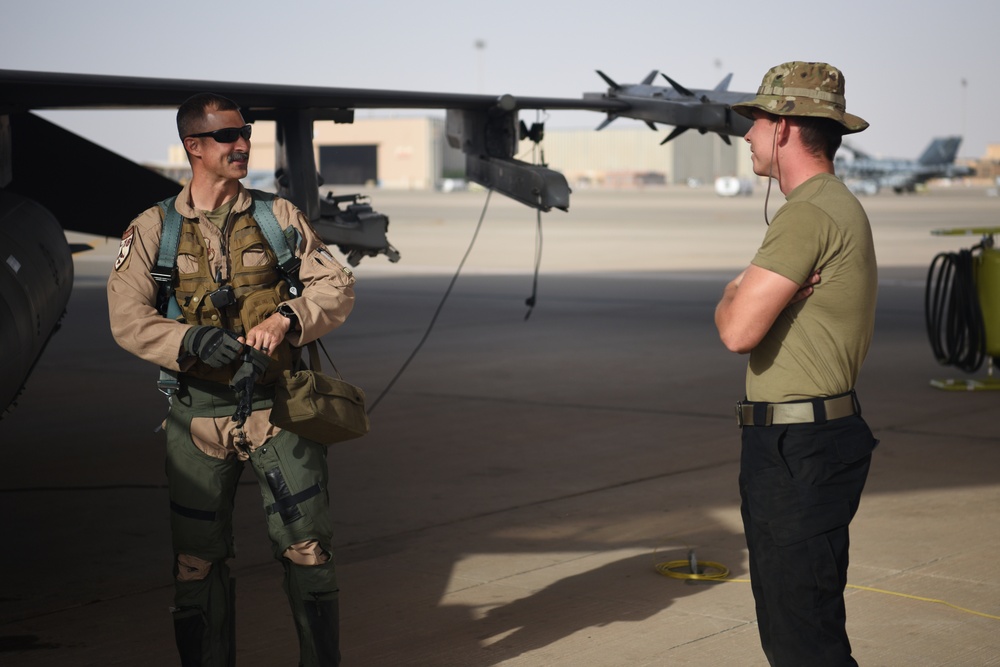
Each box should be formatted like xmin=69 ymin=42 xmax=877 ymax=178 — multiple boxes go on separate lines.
xmin=244 ymin=316 xmax=287 ymax=352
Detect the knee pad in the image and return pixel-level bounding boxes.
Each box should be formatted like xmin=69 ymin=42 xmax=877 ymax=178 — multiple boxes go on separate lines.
xmin=283 ymin=539 xmax=331 ymax=567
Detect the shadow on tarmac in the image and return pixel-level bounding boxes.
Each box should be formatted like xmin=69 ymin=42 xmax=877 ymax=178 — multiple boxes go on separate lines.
xmin=2 ymin=188 xmax=999 ymax=665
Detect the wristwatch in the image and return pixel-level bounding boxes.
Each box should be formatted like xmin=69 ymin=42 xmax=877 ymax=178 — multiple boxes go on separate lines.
xmin=276 ymin=303 xmax=299 ymax=330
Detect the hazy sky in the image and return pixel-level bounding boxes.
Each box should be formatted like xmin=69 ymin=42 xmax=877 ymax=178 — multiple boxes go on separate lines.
xmin=2 ymin=0 xmax=996 ymax=164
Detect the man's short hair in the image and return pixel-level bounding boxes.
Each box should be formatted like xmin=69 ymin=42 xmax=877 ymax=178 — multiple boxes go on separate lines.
xmin=794 ymin=116 xmax=844 ymax=161
xmin=176 ymin=93 xmax=241 ymax=139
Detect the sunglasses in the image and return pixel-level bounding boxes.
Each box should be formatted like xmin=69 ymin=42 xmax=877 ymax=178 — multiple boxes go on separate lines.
xmin=186 ymin=124 xmax=252 ymax=143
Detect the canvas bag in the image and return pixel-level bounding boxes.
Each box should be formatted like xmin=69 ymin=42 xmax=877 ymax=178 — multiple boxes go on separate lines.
xmin=270 ymin=340 xmax=370 ymax=444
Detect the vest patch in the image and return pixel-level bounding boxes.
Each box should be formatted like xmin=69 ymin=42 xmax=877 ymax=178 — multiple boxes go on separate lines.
xmin=115 ymin=227 xmax=135 ymax=271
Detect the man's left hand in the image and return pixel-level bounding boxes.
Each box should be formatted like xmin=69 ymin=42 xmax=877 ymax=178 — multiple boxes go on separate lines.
xmin=241 ymin=313 xmax=292 ymax=354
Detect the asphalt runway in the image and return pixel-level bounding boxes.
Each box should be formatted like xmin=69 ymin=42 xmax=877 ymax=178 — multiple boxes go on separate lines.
xmin=2 ymin=185 xmax=998 ymax=665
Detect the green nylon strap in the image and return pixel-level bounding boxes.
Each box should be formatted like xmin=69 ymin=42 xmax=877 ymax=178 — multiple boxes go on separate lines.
xmin=248 ymin=194 xmax=293 ymax=267
xmin=154 ymin=196 xmax=183 ymax=320
xmin=249 ymin=194 xmax=304 ymax=296
xmin=155 ymin=195 xmax=182 ymax=275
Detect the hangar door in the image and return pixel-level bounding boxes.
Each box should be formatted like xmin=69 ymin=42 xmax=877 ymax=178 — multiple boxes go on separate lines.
xmin=319 ymin=145 xmax=377 ymax=185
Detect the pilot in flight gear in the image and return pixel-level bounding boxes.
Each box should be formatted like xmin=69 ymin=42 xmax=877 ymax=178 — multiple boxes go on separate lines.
xmin=107 ymin=92 xmax=355 ymax=667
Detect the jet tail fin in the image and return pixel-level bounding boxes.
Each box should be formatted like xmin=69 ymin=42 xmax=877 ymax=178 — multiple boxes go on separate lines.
xmin=713 ymin=73 xmax=734 ymax=92
xmin=918 ymin=136 xmax=961 ymax=165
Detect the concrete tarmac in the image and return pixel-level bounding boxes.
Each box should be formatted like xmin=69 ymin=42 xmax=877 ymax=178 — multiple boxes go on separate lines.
xmin=1 ymin=185 xmax=999 ymax=666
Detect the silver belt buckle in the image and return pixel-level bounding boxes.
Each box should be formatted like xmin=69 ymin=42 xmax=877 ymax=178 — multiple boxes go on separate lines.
xmin=735 ymin=401 xmax=745 ymax=427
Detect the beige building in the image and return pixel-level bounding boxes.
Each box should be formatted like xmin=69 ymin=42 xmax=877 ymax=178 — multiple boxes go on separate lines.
xmin=968 ymin=143 xmax=1000 ymax=184
xmin=531 ymin=124 xmax=753 ymax=187
xmin=165 ymin=116 xmax=756 ymax=191
xmin=166 ymin=117 xmax=1000 ymax=191
xmin=169 ymin=117 xmax=463 ymax=190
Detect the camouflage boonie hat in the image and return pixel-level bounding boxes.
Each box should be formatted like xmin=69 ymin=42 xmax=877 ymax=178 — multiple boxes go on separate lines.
xmin=731 ymin=61 xmax=868 ymax=134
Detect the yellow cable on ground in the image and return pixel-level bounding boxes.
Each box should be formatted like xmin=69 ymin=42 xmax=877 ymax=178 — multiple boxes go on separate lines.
xmin=844 ymin=583 xmax=1000 ymax=621
xmin=654 ymin=559 xmax=1000 ymax=621
xmin=655 ymin=559 xmax=731 ymax=581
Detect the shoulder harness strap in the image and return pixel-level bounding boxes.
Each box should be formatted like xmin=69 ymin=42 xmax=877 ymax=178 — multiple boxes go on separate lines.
xmin=154 ymin=196 xmax=183 ymax=319
xmin=251 ymin=193 xmax=305 ymax=296
xmin=153 ymin=196 xmax=183 ymax=397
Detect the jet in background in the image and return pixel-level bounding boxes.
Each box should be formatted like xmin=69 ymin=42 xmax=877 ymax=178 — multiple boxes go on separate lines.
xmin=835 ymin=135 xmax=974 ymax=194
xmin=0 ymin=68 xmax=755 ymax=415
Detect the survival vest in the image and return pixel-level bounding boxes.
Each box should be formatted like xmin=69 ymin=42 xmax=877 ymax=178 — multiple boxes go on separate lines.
xmin=152 ymin=191 xmax=305 ymax=393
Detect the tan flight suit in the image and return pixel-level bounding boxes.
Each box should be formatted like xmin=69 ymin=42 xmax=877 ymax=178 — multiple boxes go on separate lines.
xmin=108 ymin=182 xmax=355 ymax=667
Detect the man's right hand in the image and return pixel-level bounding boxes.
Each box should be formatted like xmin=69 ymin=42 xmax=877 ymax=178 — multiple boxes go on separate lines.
xmin=182 ymin=326 xmax=244 ymax=368
xmin=788 ymin=270 xmax=822 ymax=306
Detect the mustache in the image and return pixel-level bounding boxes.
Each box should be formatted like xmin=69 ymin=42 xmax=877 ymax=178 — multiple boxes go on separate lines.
xmin=228 ymin=151 xmax=249 ymax=163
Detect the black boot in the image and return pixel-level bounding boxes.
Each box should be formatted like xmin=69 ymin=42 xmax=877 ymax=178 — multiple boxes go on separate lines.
xmin=172 ymin=607 xmax=205 ymax=667
xmin=171 ymin=574 xmax=235 ymax=667
xmin=303 ymin=596 xmax=341 ymax=666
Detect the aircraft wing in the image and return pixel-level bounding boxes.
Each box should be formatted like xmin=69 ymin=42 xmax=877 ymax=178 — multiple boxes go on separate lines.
xmin=1 ymin=68 xmax=752 ymax=225
xmin=0 ymin=68 xmax=628 ymax=246
xmin=0 ymin=67 xmax=754 ymax=415
xmin=0 ymin=68 xmax=627 ymax=114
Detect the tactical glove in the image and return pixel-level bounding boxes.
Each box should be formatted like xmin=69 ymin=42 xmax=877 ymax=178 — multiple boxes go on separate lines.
xmin=182 ymin=326 xmax=244 ymax=368
xmin=230 ymin=347 xmax=271 ymax=427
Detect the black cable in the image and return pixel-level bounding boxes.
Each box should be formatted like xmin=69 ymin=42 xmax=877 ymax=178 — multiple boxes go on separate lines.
xmin=368 ymin=114 xmax=552 ymax=410
xmin=925 ymin=246 xmax=986 ymax=373
xmin=522 ymin=110 xmax=547 ymax=321
xmin=366 ymin=189 xmax=493 ymax=414
xmin=524 ymin=206 xmax=542 ymax=321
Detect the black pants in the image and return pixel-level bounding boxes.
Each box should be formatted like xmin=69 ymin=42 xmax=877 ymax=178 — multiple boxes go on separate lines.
xmin=739 ymin=414 xmax=877 ymax=667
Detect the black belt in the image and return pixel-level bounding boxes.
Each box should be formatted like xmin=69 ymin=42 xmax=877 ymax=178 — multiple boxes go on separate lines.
xmin=736 ymin=392 xmax=858 ymax=427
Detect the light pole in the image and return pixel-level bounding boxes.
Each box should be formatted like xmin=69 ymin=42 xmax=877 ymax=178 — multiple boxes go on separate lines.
xmin=961 ymin=78 xmax=967 ymax=141
xmin=475 ymin=39 xmax=486 ymax=93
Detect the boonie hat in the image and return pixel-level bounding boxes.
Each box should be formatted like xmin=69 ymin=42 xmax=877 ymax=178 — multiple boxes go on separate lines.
xmin=731 ymin=61 xmax=868 ymax=134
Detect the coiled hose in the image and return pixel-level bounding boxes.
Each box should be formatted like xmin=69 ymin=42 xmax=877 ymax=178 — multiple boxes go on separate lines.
xmin=925 ymin=246 xmax=986 ymax=373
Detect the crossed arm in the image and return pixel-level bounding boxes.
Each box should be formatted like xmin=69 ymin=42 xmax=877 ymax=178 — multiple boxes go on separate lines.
xmin=715 ymin=264 xmax=821 ymax=354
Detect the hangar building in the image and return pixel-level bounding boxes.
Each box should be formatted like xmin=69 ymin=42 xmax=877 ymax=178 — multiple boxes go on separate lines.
xmin=167 ymin=116 xmax=755 ymax=190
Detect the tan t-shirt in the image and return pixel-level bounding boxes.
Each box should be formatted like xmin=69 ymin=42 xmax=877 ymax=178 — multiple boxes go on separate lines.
xmin=746 ymin=173 xmax=878 ymax=402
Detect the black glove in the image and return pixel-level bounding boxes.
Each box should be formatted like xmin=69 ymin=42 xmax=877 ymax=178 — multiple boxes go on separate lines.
xmin=230 ymin=347 xmax=271 ymax=427
xmin=182 ymin=326 xmax=243 ymax=368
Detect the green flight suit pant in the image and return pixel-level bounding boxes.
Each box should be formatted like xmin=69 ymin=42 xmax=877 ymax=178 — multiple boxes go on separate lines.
xmin=165 ymin=380 xmax=340 ymax=666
